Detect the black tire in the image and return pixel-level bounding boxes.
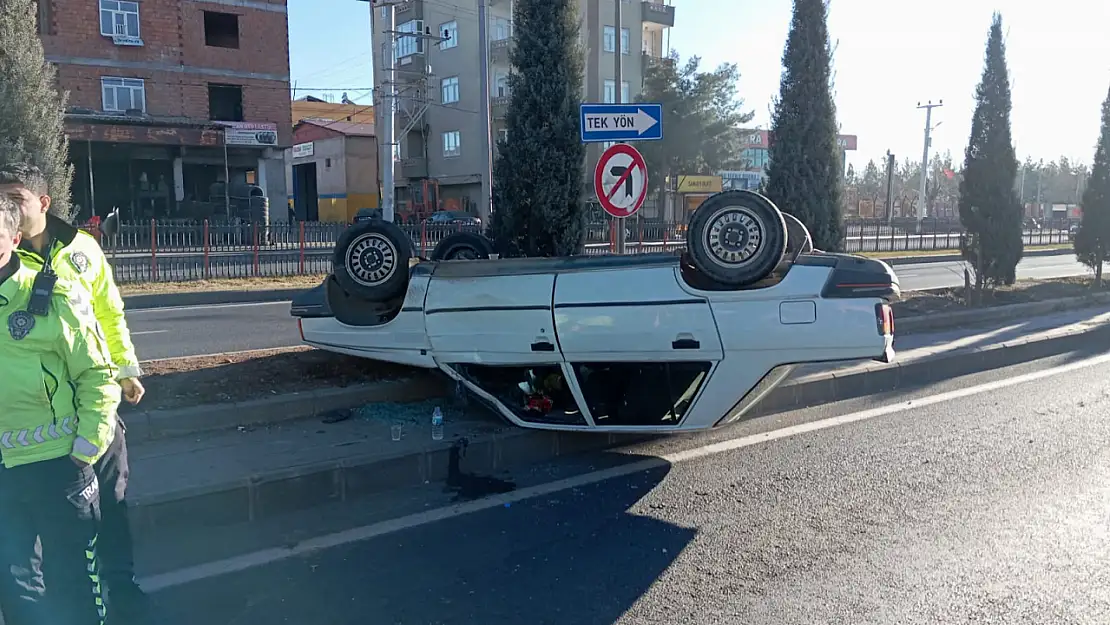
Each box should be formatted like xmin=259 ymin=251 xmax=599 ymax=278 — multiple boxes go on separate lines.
xmin=431 ymin=232 xmax=494 ymax=261
xmin=686 ymin=190 xmax=788 ymax=288
xmin=332 ymin=219 xmax=412 ymax=302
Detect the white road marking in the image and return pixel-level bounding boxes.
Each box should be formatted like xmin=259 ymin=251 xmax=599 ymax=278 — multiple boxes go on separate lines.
xmin=138 ymin=350 xmax=1110 ymax=593
xmin=127 ymin=301 xmax=292 ymax=315
xmin=131 ymin=330 xmax=169 ymax=336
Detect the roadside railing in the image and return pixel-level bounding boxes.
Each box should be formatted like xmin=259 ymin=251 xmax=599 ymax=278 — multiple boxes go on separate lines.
xmin=89 ymin=217 xmax=1078 ymax=284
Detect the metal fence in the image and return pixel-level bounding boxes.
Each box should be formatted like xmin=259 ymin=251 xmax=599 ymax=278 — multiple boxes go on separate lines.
xmin=91 ymin=217 xmax=1078 ymax=284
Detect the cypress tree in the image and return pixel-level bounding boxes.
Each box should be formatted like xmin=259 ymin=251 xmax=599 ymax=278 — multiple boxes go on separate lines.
xmin=1074 ymin=82 xmax=1110 ymax=287
xmin=489 ymin=0 xmax=585 ymax=257
xmin=0 ymin=0 xmax=74 ymax=220
xmin=764 ymin=0 xmax=843 ymax=251
xmin=958 ymin=13 xmax=1022 ymax=294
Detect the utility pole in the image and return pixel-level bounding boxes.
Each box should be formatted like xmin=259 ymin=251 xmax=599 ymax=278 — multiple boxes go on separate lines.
xmin=613 ymin=0 xmax=626 ymax=254
xmin=371 ymin=0 xmax=449 ymax=222
xmin=477 ymin=0 xmax=493 ymax=224
xmin=916 ymin=100 xmax=942 ymax=224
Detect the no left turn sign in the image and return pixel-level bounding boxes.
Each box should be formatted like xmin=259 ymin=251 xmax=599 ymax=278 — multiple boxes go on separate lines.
xmin=594 ymin=143 xmax=648 ymax=219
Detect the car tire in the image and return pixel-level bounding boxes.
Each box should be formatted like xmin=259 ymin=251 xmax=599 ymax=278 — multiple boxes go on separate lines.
xmin=333 ymin=219 xmax=412 ymax=302
xmin=431 ymin=232 xmax=495 ymax=261
xmin=686 ymin=190 xmax=788 ymax=288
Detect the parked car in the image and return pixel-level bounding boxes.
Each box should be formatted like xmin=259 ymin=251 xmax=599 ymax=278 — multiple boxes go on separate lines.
xmin=427 ymin=210 xmax=481 ymax=227
xmin=291 ymin=190 xmax=899 ymax=433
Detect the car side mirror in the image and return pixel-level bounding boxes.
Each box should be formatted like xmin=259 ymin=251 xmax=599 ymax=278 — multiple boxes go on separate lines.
xmin=101 ymin=208 xmax=120 ymax=238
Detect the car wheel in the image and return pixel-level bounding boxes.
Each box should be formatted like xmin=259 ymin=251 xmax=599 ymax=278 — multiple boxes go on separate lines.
xmin=686 ymin=190 xmax=787 ymax=288
xmin=333 ymin=219 xmax=412 ymax=302
xmin=431 ymin=232 xmax=494 ymax=261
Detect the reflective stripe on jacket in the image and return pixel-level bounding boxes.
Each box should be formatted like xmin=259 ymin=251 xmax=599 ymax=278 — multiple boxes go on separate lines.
xmin=0 ymin=256 xmax=121 ymax=468
xmin=16 ymin=215 xmax=142 ymax=379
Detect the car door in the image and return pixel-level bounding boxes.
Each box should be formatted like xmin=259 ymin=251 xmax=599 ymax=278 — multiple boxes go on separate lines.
xmin=424 ymin=270 xmax=586 ymax=427
xmin=553 ymin=265 xmax=725 ymax=429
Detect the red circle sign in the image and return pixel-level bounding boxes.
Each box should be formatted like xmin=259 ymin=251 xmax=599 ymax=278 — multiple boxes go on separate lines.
xmin=594 ymin=143 xmax=648 ymax=218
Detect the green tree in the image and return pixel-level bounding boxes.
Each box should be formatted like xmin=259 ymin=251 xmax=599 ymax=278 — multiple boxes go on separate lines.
xmin=764 ymin=0 xmax=843 ymax=251
xmin=0 ymin=0 xmax=73 ymax=220
xmin=636 ymin=53 xmax=754 ymax=201
xmin=958 ymin=12 xmax=1023 ymax=297
xmin=1074 ymin=83 xmax=1110 ymax=286
xmin=489 ymin=0 xmax=585 ymax=257
xmin=859 ymin=159 xmax=882 ymax=204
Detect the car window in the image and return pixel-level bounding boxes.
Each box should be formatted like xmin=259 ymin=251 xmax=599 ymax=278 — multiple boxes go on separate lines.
xmin=573 ymin=362 xmax=712 ymax=427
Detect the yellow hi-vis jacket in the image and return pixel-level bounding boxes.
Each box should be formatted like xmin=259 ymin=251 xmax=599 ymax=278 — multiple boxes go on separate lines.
xmin=0 ymin=255 xmax=121 ymax=468
xmin=16 ymin=215 xmax=142 ymax=380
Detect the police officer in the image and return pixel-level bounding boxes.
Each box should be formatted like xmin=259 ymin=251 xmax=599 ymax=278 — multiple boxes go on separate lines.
xmin=0 ymin=163 xmax=147 ymax=614
xmin=0 ymin=194 xmax=120 ymax=625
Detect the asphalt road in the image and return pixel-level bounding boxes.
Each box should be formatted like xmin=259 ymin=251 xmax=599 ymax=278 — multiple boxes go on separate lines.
xmin=140 ymin=347 xmax=1110 ymax=624
xmin=128 ymin=253 xmax=1092 ymax=360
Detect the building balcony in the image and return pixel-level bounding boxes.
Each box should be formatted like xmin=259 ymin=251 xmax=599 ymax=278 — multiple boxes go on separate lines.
xmin=491 ymin=95 xmax=510 ymax=120
xmin=641 ymin=2 xmax=675 ymax=27
xmin=402 ymin=157 xmax=428 ymax=179
xmin=490 ymin=37 xmax=512 ymax=64
xmin=394 ymin=52 xmax=427 ymax=78
xmin=642 ymin=52 xmax=674 ymax=70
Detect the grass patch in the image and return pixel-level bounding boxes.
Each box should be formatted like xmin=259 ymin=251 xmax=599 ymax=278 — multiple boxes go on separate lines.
xmin=119 ymin=274 xmax=327 ymax=296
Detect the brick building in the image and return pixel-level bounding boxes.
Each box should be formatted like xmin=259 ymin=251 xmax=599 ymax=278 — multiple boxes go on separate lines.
xmin=37 ymin=0 xmax=291 ymax=222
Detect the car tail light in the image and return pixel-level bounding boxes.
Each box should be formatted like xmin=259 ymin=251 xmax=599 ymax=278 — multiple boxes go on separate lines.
xmin=875 ymin=303 xmax=894 ymax=336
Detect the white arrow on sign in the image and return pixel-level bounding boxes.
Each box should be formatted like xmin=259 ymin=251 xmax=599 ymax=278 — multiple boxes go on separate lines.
xmin=583 ymin=108 xmax=659 ymax=136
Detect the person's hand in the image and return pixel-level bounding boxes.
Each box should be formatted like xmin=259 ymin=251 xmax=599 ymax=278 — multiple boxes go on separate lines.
xmin=121 ymin=377 xmax=145 ymax=405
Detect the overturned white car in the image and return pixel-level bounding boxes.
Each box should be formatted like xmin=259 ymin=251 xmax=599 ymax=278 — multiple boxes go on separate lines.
xmin=291 ymin=191 xmax=899 ymax=433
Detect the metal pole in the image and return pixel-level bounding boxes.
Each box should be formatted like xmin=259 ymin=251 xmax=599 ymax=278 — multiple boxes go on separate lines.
xmin=916 ymin=100 xmax=942 ymax=223
xmin=223 ymin=130 xmax=231 ymax=219
xmin=884 ymin=150 xmax=895 ymax=225
xmin=86 ymin=139 xmax=96 ymax=216
xmin=613 ymin=0 xmax=626 ymax=254
xmin=477 ymin=0 xmax=493 ymax=224
xmin=381 ymin=4 xmax=397 ymax=222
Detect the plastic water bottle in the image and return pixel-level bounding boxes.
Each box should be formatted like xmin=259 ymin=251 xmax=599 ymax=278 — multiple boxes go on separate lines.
xmin=431 ymin=407 xmax=444 ymax=441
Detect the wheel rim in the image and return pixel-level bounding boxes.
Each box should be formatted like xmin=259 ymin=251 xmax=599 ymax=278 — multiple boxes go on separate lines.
xmin=703 ymin=205 xmax=765 ymax=269
xmin=345 ymin=232 xmax=398 ymax=287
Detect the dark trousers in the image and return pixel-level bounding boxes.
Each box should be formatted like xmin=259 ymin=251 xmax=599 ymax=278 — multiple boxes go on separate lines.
xmin=0 ymin=456 xmax=107 ymax=625
xmin=94 ymin=421 xmax=136 ymax=589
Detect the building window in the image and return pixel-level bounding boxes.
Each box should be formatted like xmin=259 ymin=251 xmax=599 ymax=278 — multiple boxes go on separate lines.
xmin=397 ymin=20 xmax=424 ymax=57
xmin=439 ymin=20 xmax=458 ymax=49
xmin=441 ymin=76 xmax=459 ymax=104
xmin=603 ymin=26 xmax=615 ymax=53
xmin=442 ymin=130 xmax=461 ymax=157
xmin=203 ymin=11 xmax=240 ymax=49
xmin=492 ymin=16 xmax=511 ymax=41
xmin=620 ymin=27 xmax=629 ymax=55
xmin=498 ymin=128 xmax=509 ymax=143
xmin=38 ymin=0 xmax=53 ymax=35
xmin=493 ymin=72 xmax=509 ymax=98
xmin=101 ymin=77 xmax=145 ymax=113
xmin=99 ymin=1 xmax=139 ymax=38
xmin=208 ymin=84 xmax=243 ymax=121
xmin=603 ymin=80 xmax=630 ymax=104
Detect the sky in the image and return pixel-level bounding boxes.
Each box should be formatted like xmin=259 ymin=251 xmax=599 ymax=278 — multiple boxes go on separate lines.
xmin=288 ymin=0 xmax=1110 ymax=171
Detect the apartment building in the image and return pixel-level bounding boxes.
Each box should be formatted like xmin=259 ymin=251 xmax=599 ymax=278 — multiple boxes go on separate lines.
xmin=38 ymin=0 xmax=291 ymax=222
xmin=367 ymin=0 xmax=675 ymax=221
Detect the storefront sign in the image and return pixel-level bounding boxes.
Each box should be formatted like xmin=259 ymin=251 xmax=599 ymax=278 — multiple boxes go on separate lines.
xmin=677 ymin=175 xmax=723 ymax=194
xmin=217 ymin=122 xmax=279 ymax=147
xmin=291 ymin=142 xmax=314 ymax=158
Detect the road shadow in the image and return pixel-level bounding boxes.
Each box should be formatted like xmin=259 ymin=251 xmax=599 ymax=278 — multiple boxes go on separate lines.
xmin=147 ymin=458 xmax=690 ymax=625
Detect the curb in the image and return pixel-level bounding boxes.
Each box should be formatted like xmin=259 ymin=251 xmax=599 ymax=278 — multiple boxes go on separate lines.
xmin=878 ymin=246 xmax=1072 ymax=266
xmin=896 ymin=291 xmax=1110 ymax=334
xmin=128 ymin=316 xmax=1110 ymax=533
xmin=121 ymin=373 xmax=452 ymax=443
xmin=122 ymin=288 xmax=307 ymax=310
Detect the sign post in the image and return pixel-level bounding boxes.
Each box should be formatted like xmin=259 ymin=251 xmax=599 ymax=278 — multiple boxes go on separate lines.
xmin=594 ymin=143 xmax=648 ymax=220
